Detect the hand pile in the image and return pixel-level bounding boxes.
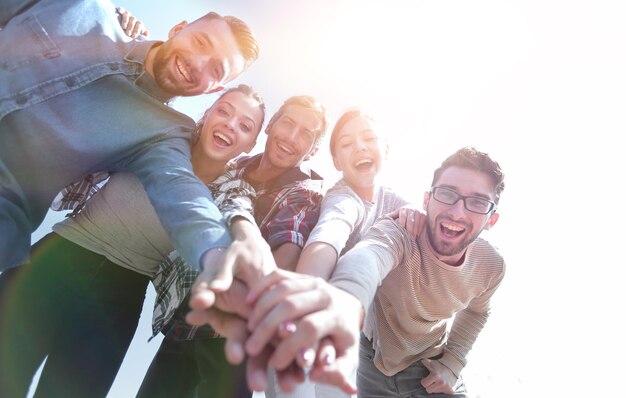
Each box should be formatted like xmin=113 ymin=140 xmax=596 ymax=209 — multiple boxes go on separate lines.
xmin=186 ymin=266 xmax=362 ymax=394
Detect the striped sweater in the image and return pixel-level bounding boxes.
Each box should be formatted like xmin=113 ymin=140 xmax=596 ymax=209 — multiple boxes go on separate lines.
xmin=331 ymin=217 xmax=505 ymax=377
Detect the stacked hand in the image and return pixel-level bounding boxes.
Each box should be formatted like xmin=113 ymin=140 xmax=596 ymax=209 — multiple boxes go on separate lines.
xmin=186 ymin=265 xmax=362 ymax=394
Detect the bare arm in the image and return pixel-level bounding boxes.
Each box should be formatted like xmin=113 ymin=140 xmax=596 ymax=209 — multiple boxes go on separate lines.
xmin=295 ymin=242 xmax=338 ymax=280
xmin=272 ymin=242 xmax=302 ymax=272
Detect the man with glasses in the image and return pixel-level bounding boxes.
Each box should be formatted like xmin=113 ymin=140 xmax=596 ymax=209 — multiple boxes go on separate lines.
xmin=328 ymin=146 xmax=506 ymax=397
xmin=185 ymin=146 xmax=505 ymax=395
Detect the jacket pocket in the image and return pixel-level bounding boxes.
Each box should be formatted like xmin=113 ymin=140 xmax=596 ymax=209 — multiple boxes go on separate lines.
xmin=0 ymin=13 xmax=60 ymax=71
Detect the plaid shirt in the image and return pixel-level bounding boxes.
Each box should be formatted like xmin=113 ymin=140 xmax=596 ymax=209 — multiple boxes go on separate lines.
xmin=159 ymin=153 xmax=324 ymax=340
xmin=51 ymin=171 xmax=110 ymax=213
xmin=51 ymin=168 xmax=256 ymax=341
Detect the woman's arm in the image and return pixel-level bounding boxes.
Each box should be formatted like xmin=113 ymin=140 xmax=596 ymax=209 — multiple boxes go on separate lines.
xmin=295 ymin=242 xmax=338 ymax=280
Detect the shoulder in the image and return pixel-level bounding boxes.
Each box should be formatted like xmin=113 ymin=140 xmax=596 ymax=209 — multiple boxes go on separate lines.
xmin=325 ymin=180 xmax=361 ymax=201
xmin=469 ymin=237 xmax=506 ymax=274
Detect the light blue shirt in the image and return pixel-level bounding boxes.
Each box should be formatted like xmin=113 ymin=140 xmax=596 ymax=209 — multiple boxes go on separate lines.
xmin=0 ymin=0 xmax=230 ymax=269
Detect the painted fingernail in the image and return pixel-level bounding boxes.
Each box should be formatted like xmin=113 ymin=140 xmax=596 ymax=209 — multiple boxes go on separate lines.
xmin=280 ymin=321 xmax=297 ymax=335
xmin=300 ymin=348 xmax=315 ymax=367
xmin=321 ymin=350 xmax=335 ymax=365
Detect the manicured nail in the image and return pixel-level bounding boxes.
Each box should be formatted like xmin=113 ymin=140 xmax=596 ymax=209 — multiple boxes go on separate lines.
xmin=280 ymin=321 xmax=297 ymax=335
xmin=300 ymin=348 xmax=315 ymax=367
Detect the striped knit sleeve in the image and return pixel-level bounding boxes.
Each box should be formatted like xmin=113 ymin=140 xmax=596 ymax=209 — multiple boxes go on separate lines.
xmin=440 ymin=256 xmax=506 ymax=377
xmin=330 ymin=217 xmax=410 ymax=310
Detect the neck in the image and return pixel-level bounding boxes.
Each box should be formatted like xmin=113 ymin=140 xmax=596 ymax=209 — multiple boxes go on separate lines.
xmin=248 ymin=154 xmax=290 ymax=183
xmin=143 ymin=43 xmax=160 ymax=78
xmin=191 ymin=146 xmax=228 ymax=183
xmin=350 ymin=183 xmax=376 ymax=203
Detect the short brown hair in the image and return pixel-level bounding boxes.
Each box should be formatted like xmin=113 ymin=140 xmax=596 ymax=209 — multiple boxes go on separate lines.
xmin=193 ymin=12 xmax=259 ymax=70
xmin=432 ymin=146 xmax=505 ymax=204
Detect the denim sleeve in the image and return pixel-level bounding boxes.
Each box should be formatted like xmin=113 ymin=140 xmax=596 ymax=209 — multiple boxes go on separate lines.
xmin=120 ymin=132 xmax=231 ymax=270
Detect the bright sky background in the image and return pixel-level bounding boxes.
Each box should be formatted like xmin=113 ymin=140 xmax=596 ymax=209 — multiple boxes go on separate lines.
xmin=30 ymin=1 xmax=626 ymax=397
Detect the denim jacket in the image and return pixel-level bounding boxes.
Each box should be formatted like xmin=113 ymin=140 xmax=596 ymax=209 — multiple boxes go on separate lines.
xmin=0 ymin=0 xmax=231 ymax=269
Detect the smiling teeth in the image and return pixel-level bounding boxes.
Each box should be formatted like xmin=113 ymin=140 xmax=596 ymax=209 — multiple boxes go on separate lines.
xmin=442 ymin=223 xmax=463 ymax=232
xmin=176 ymin=58 xmax=191 ymax=82
xmin=215 ymin=132 xmax=232 ymax=145
xmin=355 ymin=159 xmax=372 ymax=166
xmin=278 ymin=144 xmax=293 ymax=154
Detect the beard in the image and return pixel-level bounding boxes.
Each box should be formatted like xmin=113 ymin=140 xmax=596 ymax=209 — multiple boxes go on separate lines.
xmin=151 ymin=43 xmax=192 ymax=96
xmin=425 ymin=215 xmax=480 ymax=258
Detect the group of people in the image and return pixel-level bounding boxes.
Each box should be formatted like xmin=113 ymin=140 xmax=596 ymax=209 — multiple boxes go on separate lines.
xmin=0 ymin=1 xmax=507 ymax=398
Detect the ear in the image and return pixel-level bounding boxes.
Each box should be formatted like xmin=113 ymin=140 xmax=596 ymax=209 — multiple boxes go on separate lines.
xmin=423 ymin=191 xmax=430 ymax=211
xmin=168 ymin=20 xmax=188 ymax=38
xmin=303 ymin=146 xmax=319 ymax=161
xmin=483 ymin=212 xmax=499 ymax=230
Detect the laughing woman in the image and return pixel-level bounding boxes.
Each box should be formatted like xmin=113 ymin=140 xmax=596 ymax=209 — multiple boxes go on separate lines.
xmin=0 ymin=85 xmax=267 ymax=398
xmin=281 ymin=109 xmax=422 ymax=398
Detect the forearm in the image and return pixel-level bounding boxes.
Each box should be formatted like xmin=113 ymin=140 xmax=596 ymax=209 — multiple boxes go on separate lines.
xmin=440 ymin=308 xmax=489 ymax=377
xmin=230 ymin=216 xmax=263 ymax=242
xmin=328 ymin=247 xmax=384 ymax=312
xmin=129 ymin=138 xmax=231 ymax=269
xmin=295 ymin=242 xmax=338 ymax=280
xmin=272 ymin=242 xmax=302 ymax=271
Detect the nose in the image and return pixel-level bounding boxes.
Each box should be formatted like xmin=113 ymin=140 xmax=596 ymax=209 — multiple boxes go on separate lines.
xmin=355 ymin=136 xmax=368 ymax=151
xmin=225 ymin=116 xmax=237 ymax=131
xmin=190 ymin=54 xmax=218 ymax=88
xmin=446 ymin=198 xmax=467 ymax=219
xmin=283 ymin=126 xmax=300 ymax=144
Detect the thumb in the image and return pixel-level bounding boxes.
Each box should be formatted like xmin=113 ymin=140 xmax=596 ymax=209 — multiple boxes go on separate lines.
xmin=201 ymin=248 xmax=233 ymax=291
xmin=385 ymin=208 xmax=401 ymax=219
xmin=421 ymin=358 xmax=434 ymax=372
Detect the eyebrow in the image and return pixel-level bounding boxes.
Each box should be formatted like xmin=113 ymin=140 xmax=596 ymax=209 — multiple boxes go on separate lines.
xmin=438 ymin=184 xmax=493 ymax=200
xmin=337 ymin=129 xmax=375 ymax=141
xmin=219 ymin=100 xmax=257 ymax=127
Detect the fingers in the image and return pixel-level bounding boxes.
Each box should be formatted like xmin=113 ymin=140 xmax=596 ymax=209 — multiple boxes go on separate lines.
xmin=407 ymin=209 xmax=419 ymax=238
xmin=316 ymin=337 xmax=336 ymax=367
xmin=200 ymin=248 xmax=233 ymax=291
xmin=247 ymin=273 xmax=317 ymax=329
xmin=246 ymin=281 xmax=330 ymax=357
xmin=116 ymin=7 xmax=148 ymax=38
xmin=246 ymin=345 xmax=273 ymax=392
xmin=184 ymin=307 xmax=247 ymax=364
xmin=308 ymin=339 xmax=358 ymax=395
xmin=385 ymin=208 xmax=401 ymax=219
xmin=398 ymin=207 xmax=408 ymax=226
xmin=188 ymin=285 xmax=216 ymax=311
xmin=275 ymin=361 xmax=306 ymax=393
xmin=246 ymin=268 xmax=292 ymax=304
xmin=213 ymin=279 xmax=253 ymax=318
xmin=308 ymin=360 xmax=358 ymax=395
xmin=130 ymin=19 xmax=145 ymax=38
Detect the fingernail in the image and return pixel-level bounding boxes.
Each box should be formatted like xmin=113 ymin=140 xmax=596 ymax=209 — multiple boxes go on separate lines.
xmin=321 ymin=351 xmax=335 ymax=365
xmin=300 ymin=348 xmax=315 ymax=367
xmin=279 ymin=321 xmax=297 ymax=335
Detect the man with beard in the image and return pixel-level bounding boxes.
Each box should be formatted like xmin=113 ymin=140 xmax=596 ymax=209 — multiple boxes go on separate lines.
xmin=138 ymin=95 xmax=328 ymax=397
xmin=0 ymin=0 xmax=258 ymax=276
xmin=195 ymin=146 xmax=505 ymax=397
xmin=327 ymin=146 xmax=506 ymax=397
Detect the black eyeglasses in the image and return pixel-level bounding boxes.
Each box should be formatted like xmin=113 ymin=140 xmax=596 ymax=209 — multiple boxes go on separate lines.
xmin=430 ymin=186 xmax=496 ymax=215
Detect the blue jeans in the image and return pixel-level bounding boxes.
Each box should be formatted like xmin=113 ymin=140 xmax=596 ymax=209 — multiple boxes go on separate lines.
xmin=0 ymin=233 xmax=149 ymax=397
xmin=357 ymin=335 xmax=467 ymax=398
